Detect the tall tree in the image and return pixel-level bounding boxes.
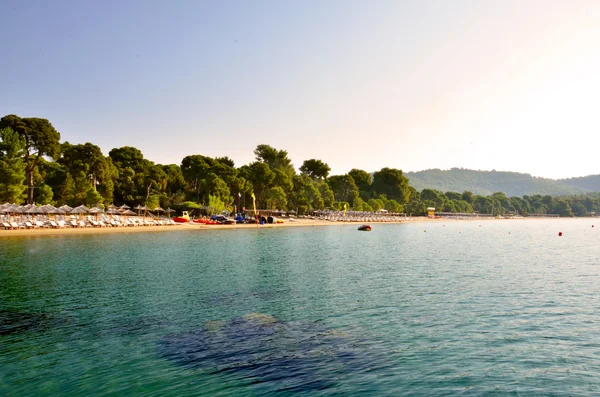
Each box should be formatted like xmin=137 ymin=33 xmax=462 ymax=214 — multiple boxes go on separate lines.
xmin=0 ymin=115 xmax=61 ymax=203
xmin=300 ymin=159 xmax=331 ymax=180
xmin=327 ymin=174 xmax=360 ymax=207
xmin=0 ymin=127 xmax=27 ymax=203
xmin=348 ymin=169 xmax=372 ymax=199
xmin=254 ymin=144 xmax=295 ymax=177
xmin=372 ymin=168 xmax=411 ymax=204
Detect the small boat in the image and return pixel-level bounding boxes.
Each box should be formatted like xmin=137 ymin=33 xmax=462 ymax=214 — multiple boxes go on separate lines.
xmin=358 ymin=225 xmax=372 ymax=231
xmin=172 ymin=211 xmax=190 ymax=223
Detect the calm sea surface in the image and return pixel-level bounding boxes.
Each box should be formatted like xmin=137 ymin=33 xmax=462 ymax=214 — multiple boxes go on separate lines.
xmin=1 ymin=219 xmax=599 ymax=396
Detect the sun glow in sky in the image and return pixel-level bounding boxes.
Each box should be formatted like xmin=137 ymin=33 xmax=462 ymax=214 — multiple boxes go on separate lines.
xmin=1 ymin=0 xmax=599 ymax=179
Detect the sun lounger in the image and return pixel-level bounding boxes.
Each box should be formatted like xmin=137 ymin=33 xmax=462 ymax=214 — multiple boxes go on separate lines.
xmin=69 ymin=220 xmax=78 ymax=228
xmin=25 ymin=221 xmax=36 ymax=229
xmin=48 ymin=221 xmax=59 ymax=229
xmin=10 ymin=222 xmax=25 ymax=229
xmin=2 ymin=222 xmax=12 ymax=230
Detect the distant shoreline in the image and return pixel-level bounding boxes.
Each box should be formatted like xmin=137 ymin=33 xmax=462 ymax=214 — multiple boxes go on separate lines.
xmin=0 ymin=216 xmax=577 ymax=239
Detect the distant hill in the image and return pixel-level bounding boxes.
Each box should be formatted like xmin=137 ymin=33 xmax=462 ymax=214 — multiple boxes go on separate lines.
xmin=405 ymin=168 xmax=598 ymax=197
xmin=559 ymin=175 xmax=600 ymax=192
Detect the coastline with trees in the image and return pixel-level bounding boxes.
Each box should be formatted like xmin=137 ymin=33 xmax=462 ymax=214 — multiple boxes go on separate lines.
xmin=1 ymin=114 xmax=599 ymax=219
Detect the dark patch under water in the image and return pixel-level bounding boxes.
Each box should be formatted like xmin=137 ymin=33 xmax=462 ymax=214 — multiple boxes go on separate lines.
xmin=0 ymin=310 xmax=56 ymax=335
xmin=159 ymin=313 xmax=367 ymax=392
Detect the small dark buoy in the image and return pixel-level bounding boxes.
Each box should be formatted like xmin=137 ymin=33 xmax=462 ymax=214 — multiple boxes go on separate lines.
xmin=558 ymin=232 xmax=563 ymax=236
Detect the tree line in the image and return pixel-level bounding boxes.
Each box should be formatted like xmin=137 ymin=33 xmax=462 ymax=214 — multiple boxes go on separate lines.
xmin=1 ymin=114 xmax=599 ymax=217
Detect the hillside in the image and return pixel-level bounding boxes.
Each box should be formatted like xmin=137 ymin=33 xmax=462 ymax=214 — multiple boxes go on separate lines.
xmin=559 ymin=175 xmax=600 ymax=192
xmin=405 ymin=168 xmax=596 ymax=197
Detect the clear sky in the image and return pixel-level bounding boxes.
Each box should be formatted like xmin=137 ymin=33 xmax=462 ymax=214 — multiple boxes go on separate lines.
xmin=1 ymin=0 xmax=599 ymax=179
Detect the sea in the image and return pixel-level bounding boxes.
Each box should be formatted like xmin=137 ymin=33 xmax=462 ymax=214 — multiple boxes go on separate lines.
xmin=1 ymin=219 xmax=599 ymax=396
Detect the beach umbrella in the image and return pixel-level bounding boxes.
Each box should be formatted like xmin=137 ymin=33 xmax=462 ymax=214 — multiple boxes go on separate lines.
xmin=70 ymin=207 xmax=89 ymax=214
xmin=121 ymin=209 xmax=136 ymax=215
xmin=106 ymin=209 xmax=120 ymax=215
xmin=107 ymin=204 xmax=118 ymax=210
xmin=48 ymin=208 xmax=66 ymax=215
xmin=120 ymin=204 xmax=131 ymax=210
xmin=154 ymin=206 xmax=164 ymax=213
xmin=89 ymin=207 xmax=104 ymax=221
xmin=165 ymin=208 xmax=175 ymax=218
xmin=25 ymin=206 xmax=42 ymax=214
xmin=59 ymin=205 xmax=73 ymax=212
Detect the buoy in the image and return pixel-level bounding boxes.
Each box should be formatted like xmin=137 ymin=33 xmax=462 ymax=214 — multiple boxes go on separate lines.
xmin=558 ymin=232 xmax=563 ymax=236
xmin=424 ymin=230 xmax=426 ymax=233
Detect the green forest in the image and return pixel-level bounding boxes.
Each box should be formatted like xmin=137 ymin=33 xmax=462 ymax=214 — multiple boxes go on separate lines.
xmin=406 ymin=168 xmax=600 ymax=196
xmin=1 ymin=115 xmax=600 ymax=217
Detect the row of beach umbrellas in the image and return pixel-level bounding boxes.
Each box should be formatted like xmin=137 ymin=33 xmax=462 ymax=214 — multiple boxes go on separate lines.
xmin=0 ymin=202 xmax=175 ymax=216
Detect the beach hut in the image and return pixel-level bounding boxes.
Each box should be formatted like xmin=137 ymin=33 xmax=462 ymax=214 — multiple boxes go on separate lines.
xmin=427 ymin=207 xmax=436 ymax=218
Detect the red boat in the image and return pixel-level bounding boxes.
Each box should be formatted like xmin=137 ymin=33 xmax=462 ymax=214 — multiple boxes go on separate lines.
xmin=172 ymin=211 xmax=190 ymax=223
xmin=358 ymin=225 xmax=372 ymax=231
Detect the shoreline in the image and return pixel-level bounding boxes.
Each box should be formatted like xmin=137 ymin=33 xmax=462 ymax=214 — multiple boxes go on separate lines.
xmin=0 ymin=216 xmax=571 ymax=239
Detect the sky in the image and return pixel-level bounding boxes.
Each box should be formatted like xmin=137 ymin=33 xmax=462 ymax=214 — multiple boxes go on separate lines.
xmin=1 ymin=0 xmax=599 ymax=179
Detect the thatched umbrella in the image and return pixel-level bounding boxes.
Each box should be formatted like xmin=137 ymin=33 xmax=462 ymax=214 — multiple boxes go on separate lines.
xmin=119 ymin=204 xmax=131 ymax=210
xmin=134 ymin=205 xmax=143 ymax=216
xmin=107 ymin=204 xmax=118 ymax=211
xmin=70 ymin=206 xmax=88 ymax=221
xmin=89 ymin=207 xmax=104 ymax=221
xmin=59 ymin=205 xmax=73 ymax=212
xmin=139 ymin=205 xmax=150 ymax=217
xmin=165 ymin=208 xmax=175 ymax=218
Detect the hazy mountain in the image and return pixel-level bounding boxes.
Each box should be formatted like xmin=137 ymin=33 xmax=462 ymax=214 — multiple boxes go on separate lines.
xmin=559 ymin=175 xmax=600 ymax=192
xmin=405 ymin=168 xmax=598 ymax=196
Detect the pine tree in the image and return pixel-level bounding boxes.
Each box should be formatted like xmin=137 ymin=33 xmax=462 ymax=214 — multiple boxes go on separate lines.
xmin=0 ymin=127 xmax=27 ymax=203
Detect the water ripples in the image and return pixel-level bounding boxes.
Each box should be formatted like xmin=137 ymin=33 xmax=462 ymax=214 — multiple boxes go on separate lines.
xmin=1 ymin=219 xmax=600 ymax=395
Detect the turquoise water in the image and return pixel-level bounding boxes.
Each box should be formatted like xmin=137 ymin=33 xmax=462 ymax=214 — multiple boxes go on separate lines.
xmin=1 ymin=219 xmax=599 ymax=396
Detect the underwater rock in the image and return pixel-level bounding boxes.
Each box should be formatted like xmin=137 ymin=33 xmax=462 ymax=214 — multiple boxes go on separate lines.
xmin=0 ymin=310 xmax=55 ymax=336
xmin=158 ymin=313 xmax=364 ymax=391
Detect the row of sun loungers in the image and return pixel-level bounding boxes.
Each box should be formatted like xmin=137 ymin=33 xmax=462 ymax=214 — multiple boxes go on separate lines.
xmin=1 ymin=216 xmax=178 ymax=230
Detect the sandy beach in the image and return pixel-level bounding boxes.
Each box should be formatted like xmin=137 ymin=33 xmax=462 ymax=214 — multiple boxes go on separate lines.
xmin=0 ymin=216 xmax=483 ymax=238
